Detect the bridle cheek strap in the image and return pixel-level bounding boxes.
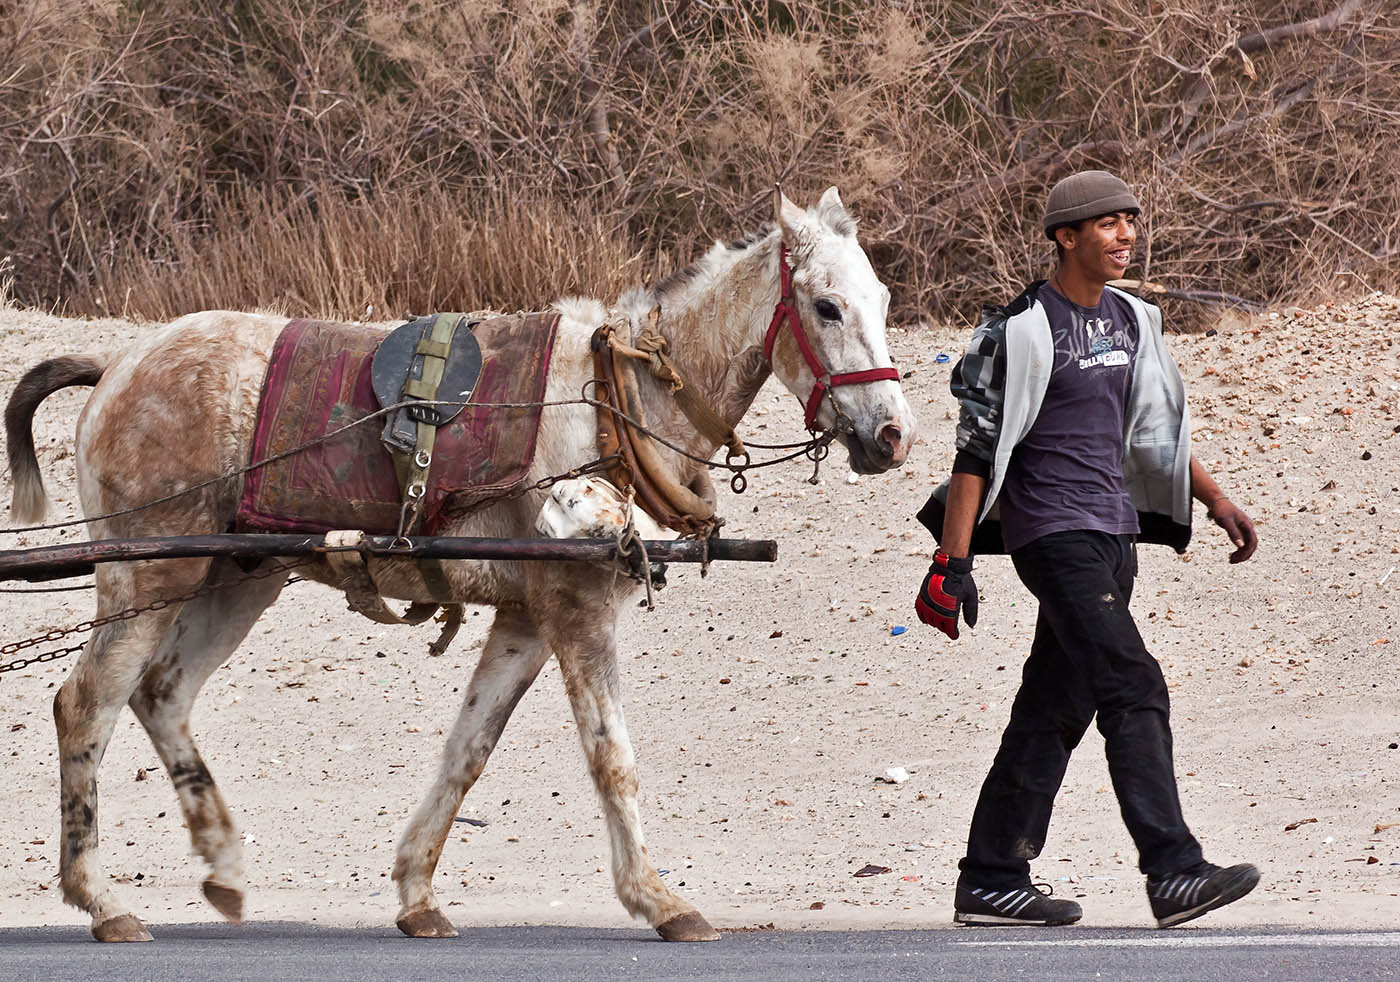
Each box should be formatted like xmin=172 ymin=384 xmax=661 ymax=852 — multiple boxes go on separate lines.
xmin=762 ymin=245 xmax=900 ymax=431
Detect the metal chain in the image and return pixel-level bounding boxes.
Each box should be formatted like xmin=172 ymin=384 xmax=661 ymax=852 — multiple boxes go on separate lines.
xmin=0 ymin=559 xmax=308 ymax=676
xmin=613 ymin=488 xmax=656 ymax=610
xmin=437 ymin=454 xmax=622 ymax=523
xmin=575 ymin=379 xmax=836 ymax=497
xmin=0 ymin=643 xmax=86 ymax=674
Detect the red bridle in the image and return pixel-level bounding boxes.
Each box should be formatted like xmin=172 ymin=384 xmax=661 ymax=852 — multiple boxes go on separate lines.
xmin=762 ymin=246 xmax=901 ymax=431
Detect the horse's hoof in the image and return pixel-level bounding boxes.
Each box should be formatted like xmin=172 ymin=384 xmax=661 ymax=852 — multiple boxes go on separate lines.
xmin=655 ymin=911 xmax=720 ymax=942
xmin=396 ymin=908 xmax=459 ymax=938
xmin=202 ymin=879 xmax=245 ymax=922
xmin=91 ymin=914 xmax=154 ymax=943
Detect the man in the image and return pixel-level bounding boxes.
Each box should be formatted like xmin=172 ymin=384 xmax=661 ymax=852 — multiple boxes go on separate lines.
xmin=915 ymin=170 xmax=1260 ymax=929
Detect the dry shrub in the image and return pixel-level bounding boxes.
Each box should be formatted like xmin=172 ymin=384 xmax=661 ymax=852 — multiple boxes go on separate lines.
xmin=88 ymin=184 xmax=656 ymax=321
xmin=1 ymin=0 xmax=1397 ymax=327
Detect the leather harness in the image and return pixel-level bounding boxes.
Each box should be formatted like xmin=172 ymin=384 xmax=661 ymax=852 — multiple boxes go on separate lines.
xmin=592 ymin=319 xmax=721 ymax=539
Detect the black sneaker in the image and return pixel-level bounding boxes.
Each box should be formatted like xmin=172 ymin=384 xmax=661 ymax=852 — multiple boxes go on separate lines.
xmin=1147 ymin=862 xmax=1260 ymax=928
xmin=953 ymin=881 xmax=1083 ymax=926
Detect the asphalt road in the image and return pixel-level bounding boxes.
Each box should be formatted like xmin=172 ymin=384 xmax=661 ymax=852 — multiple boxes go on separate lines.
xmin=2 ymin=924 xmax=1397 ymax=981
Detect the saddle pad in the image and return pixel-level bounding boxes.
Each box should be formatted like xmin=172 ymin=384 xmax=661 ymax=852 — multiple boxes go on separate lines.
xmin=235 ymin=311 xmax=560 ymax=535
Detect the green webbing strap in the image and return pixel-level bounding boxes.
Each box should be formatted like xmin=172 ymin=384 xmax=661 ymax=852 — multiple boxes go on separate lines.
xmin=394 ymin=313 xmax=462 ymax=531
xmin=394 ymin=314 xmax=462 ymax=597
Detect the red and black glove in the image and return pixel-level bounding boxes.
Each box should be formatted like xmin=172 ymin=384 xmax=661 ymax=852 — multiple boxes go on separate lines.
xmin=916 ymin=550 xmax=978 ymax=640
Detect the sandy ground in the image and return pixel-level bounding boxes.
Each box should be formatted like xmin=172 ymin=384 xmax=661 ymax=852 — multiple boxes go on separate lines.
xmin=0 ymin=294 xmax=1397 ymax=937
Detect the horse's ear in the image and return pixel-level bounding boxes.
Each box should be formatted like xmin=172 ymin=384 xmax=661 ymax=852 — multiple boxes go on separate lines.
xmin=776 ymin=191 xmax=810 ymax=247
xmin=816 ymin=187 xmax=856 ymax=236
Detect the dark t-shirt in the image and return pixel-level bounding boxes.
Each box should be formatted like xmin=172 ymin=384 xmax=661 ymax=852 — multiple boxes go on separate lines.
xmin=998 ymin=286 xmax=1141 ymax=553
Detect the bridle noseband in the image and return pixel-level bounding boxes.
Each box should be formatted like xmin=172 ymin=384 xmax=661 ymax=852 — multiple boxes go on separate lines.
xmin=762 ymin=246 xmax=901 ymax=431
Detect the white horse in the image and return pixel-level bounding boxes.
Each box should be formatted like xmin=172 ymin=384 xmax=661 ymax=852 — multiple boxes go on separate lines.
xmin=5 ymin=188 xmax=914 ymax=943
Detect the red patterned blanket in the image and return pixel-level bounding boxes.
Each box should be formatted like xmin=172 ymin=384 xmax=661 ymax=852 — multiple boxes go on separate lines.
xmin=235 ymin=312 xmax=560 ymax=535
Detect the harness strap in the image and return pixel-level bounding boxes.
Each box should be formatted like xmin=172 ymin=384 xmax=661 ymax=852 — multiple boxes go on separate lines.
xmin=381 ymin=313 xmax=466 ymax=590
xmin=761 ymin=249 xmax=799 ymax=364
xmin=591 ymin=326 xmax=718 ymax=538
xmin=394 ymin=313 xmax=462 ymax=517
xmin=323 ymin=530 xmax=464 ymax=655
xmin=804 ymin=368 xmax=905 ymax=433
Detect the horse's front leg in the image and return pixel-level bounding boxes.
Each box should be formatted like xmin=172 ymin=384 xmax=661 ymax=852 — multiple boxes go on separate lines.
xmin=393 ymin=605 xmax=551 ymax=938
xmin=544 ymin=607 xmax=720 ymax=942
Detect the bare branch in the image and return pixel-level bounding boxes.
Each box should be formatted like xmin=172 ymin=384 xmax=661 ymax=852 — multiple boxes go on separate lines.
xmin=572 ymin=5 xmax=626 ymax=192
xmin=1167 ymin=76 xmax=1319 ymax=166
xmin=615 ymin=0 xmax=695 ymax=62
xmin=1235 ymin=0 xmax=1366 ymax=56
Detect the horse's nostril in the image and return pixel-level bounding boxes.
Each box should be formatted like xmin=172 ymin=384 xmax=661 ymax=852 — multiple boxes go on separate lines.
xmin=878 ymin=423 xmax=902 ymax=453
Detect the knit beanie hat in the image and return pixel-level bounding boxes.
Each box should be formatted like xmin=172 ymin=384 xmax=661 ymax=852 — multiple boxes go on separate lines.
xmin=1042 ymin=170 xmax=1141 ymax=239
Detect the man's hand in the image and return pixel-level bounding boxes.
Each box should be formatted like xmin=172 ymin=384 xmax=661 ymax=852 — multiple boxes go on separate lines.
xmin=916 ymin=550 xmax=979 ymax=640
xmin=1209 ymin=497 xmax=1257 ymax=563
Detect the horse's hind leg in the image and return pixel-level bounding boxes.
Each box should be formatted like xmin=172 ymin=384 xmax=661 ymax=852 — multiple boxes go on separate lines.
xmin=545 ymin=611 xmax=720 ymax=942
xmin=394 ymin=606 xmax=551 ymax=938
xmin=54 ymin=558 xmax=208 ymax=943
xmin=127 ymin=559 xmax=290 ymax=925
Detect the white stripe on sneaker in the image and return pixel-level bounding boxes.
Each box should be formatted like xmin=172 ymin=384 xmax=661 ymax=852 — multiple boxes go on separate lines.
xmin=1009 ymin=892 xmax=1035 ymax=915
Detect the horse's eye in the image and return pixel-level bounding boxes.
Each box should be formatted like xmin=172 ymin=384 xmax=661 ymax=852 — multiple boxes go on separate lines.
xmin=813 ymin=299 xmax=842 ymax=322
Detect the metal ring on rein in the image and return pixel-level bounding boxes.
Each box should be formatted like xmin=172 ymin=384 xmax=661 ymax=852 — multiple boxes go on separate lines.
xmin=581 ymin=377 xmax=613 ymax=405
xmin=725 ymin=447 xmax=751 ymax=494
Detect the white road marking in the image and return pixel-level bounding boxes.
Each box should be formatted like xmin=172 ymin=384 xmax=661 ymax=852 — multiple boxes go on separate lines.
xmin=957 ymin=932 xmax=1400 ymax=949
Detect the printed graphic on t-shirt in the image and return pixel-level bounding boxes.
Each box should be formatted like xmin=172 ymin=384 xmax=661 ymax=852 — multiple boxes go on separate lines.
xmin=1053 ymin=305 xmax=1136 ymax=373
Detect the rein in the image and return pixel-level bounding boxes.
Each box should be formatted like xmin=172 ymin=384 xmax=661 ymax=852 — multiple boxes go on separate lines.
xmin=763 ymin=245 xmax=901 ymax=431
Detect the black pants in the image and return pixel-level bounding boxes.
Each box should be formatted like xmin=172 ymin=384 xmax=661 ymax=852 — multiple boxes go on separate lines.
xmin=958 ymin=530 xmax=1204 ymax=888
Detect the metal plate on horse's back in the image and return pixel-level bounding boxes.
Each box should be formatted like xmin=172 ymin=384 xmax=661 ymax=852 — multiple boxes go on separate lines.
xmin=371 ymin=314 xmax=484 ymax=430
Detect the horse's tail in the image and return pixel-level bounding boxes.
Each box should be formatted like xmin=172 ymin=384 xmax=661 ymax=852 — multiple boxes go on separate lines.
xmin=6 ymin=356 xmax=107 ymax=523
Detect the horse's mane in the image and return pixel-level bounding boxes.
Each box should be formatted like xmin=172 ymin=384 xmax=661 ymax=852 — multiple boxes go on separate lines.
xmin=649 ymin=222 xmax=778 ymax=304
xmin=646 ymin=192 xmax=857 ymax=307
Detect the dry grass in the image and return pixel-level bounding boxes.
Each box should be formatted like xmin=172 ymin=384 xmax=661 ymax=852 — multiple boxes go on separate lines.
xmin=0 ymin=254 xmax=14 ymax=310
xmin=88 ymin=184 xmax=656 ymax=322
xmin=1 ymin=1 xmax=1397 ymax=327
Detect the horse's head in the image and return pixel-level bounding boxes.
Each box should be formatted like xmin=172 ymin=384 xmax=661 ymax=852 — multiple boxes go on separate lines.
xmin=765 ymin=188 xmax=916 ymax=474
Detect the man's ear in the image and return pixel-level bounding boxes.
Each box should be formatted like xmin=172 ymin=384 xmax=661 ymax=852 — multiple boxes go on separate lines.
xmin=1054 ymin=224 xmax=1077 ymax=252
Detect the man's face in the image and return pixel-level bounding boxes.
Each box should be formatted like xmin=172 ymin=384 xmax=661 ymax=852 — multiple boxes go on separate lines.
xmin=1058 ymin=211 xmax=1137 ymax=283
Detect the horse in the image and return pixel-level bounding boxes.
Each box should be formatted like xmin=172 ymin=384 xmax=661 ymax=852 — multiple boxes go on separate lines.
xmin=5 ymin=188 xmax=915 ymax=943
